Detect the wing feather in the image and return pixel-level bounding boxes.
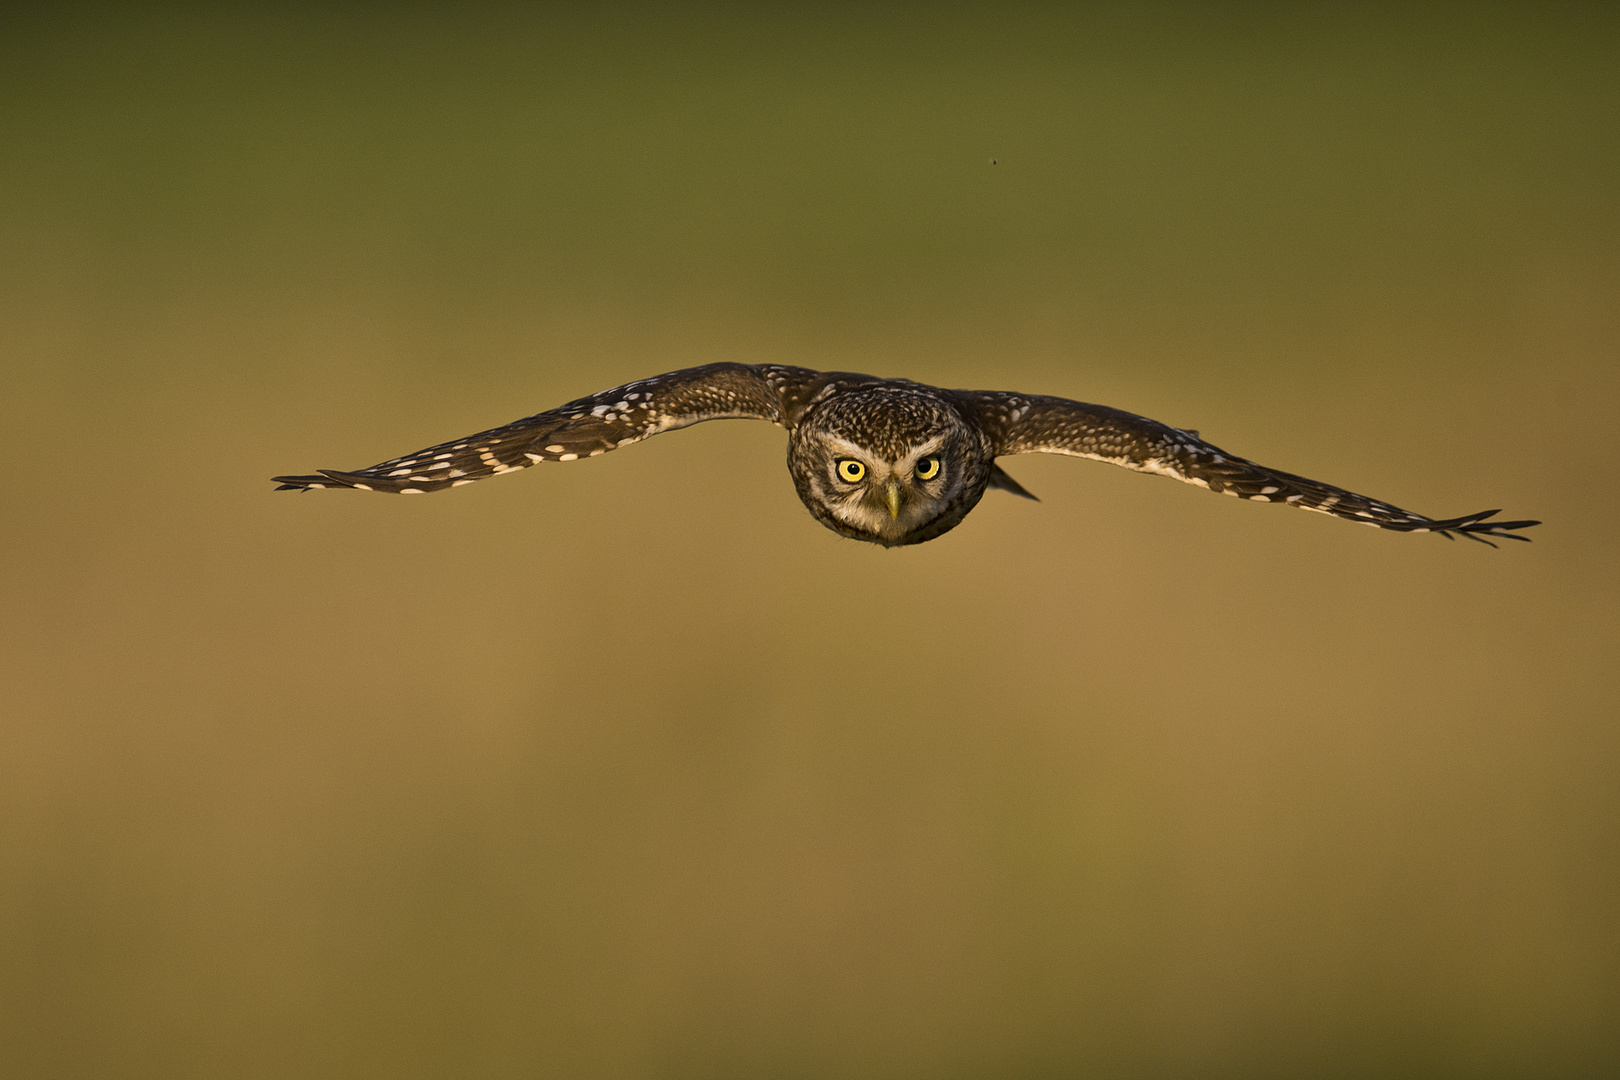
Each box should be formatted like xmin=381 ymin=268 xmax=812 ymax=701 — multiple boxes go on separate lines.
xmin=959 ymin=391 xmax=1539 ymax=545
xmin=273 ymin=363 xmax=821 ymax=494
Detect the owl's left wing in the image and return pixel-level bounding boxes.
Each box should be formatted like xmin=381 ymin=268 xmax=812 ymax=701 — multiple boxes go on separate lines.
xmin=273 ymin=363 xmax=822 ymax=494
xmin=960 ymin=391 xmax=1538 ymax=545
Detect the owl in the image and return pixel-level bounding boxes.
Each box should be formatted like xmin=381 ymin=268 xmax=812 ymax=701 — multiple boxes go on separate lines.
xmin=273 ymin=363 xmax=1538 ymax=547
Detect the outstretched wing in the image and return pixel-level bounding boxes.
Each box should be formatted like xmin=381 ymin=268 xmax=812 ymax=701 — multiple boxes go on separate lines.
xmin=273 ymin=363 xmax=822 ymax=494
xmin=960 ymin=391 xmax=1539 ymax=546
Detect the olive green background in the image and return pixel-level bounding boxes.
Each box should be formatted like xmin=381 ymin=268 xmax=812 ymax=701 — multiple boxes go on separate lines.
xmin=2 ymin=5 xmax=1616 ymax=1078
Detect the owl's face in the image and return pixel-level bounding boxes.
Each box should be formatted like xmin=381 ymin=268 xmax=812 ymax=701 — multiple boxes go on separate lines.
xmin=788 ymin=387 xmax=987 ymax=546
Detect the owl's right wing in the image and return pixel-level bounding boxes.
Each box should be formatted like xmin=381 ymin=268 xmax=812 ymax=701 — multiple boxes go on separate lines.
xmin=273 ymin=363 xmax=824 ymax=494
xmin=960 ymin=390 xmax=1538 ymax=545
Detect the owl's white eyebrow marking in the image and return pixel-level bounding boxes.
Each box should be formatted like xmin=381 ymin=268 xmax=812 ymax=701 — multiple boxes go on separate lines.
xmin=900 ymin=435 xmax=948 ymax=463
xmin=820 ymin=435 xmax=878 ymax=462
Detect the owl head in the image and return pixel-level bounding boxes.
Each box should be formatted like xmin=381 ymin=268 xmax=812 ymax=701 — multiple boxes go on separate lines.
xmin=787 ymin=385 xmax=989 ymax=547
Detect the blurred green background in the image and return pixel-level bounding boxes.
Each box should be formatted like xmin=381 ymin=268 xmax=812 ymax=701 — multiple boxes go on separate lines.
xmin=2 ymin=4 xmax=1616 ymax=1077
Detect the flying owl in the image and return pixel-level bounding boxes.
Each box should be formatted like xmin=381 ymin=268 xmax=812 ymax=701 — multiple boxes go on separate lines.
xmin=273 ymin=363 xmax=1538 ymax=547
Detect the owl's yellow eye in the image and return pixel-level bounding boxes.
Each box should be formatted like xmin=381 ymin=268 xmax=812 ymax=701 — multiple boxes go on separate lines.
xmin=836 ymin=459 xmax=866 ymax=483
xmin=915 ymin=456 xmax=941 ymax=481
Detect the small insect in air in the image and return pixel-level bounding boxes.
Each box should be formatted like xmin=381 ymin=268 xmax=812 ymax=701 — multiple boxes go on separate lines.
xmin=274 ymin=363 xmax=1539 ymax=548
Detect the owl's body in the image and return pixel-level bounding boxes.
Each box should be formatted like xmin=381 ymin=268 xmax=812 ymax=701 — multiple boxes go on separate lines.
xmin=787 ymin=379 xmax=998 ymax=545
xmin=274 ymin=362 xmax=1537 ymax=547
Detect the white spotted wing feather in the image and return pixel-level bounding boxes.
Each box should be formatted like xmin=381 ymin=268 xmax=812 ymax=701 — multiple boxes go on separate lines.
xmin=273 ymin=363 xmax=816 ymax=494
xmin=963 ymin=391 xmax=1538 ymax=545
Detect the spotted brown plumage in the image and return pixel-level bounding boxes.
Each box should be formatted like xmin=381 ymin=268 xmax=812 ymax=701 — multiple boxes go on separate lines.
xmin=274 ymin=363 xmax=1539 ymax=547
xmin=271 ymin=363 xmax=808 ymax=494
xmin=960 ymin=391 xmax=1538 ymax=544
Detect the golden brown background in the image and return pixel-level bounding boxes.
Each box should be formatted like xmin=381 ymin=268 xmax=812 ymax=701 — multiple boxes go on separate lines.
xmin=2 ymin=5 xmax=1616 ymax=1077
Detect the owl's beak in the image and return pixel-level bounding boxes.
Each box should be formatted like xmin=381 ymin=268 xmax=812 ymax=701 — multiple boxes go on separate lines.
xmin=884 ymin=479 xmax=902 ymax=520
